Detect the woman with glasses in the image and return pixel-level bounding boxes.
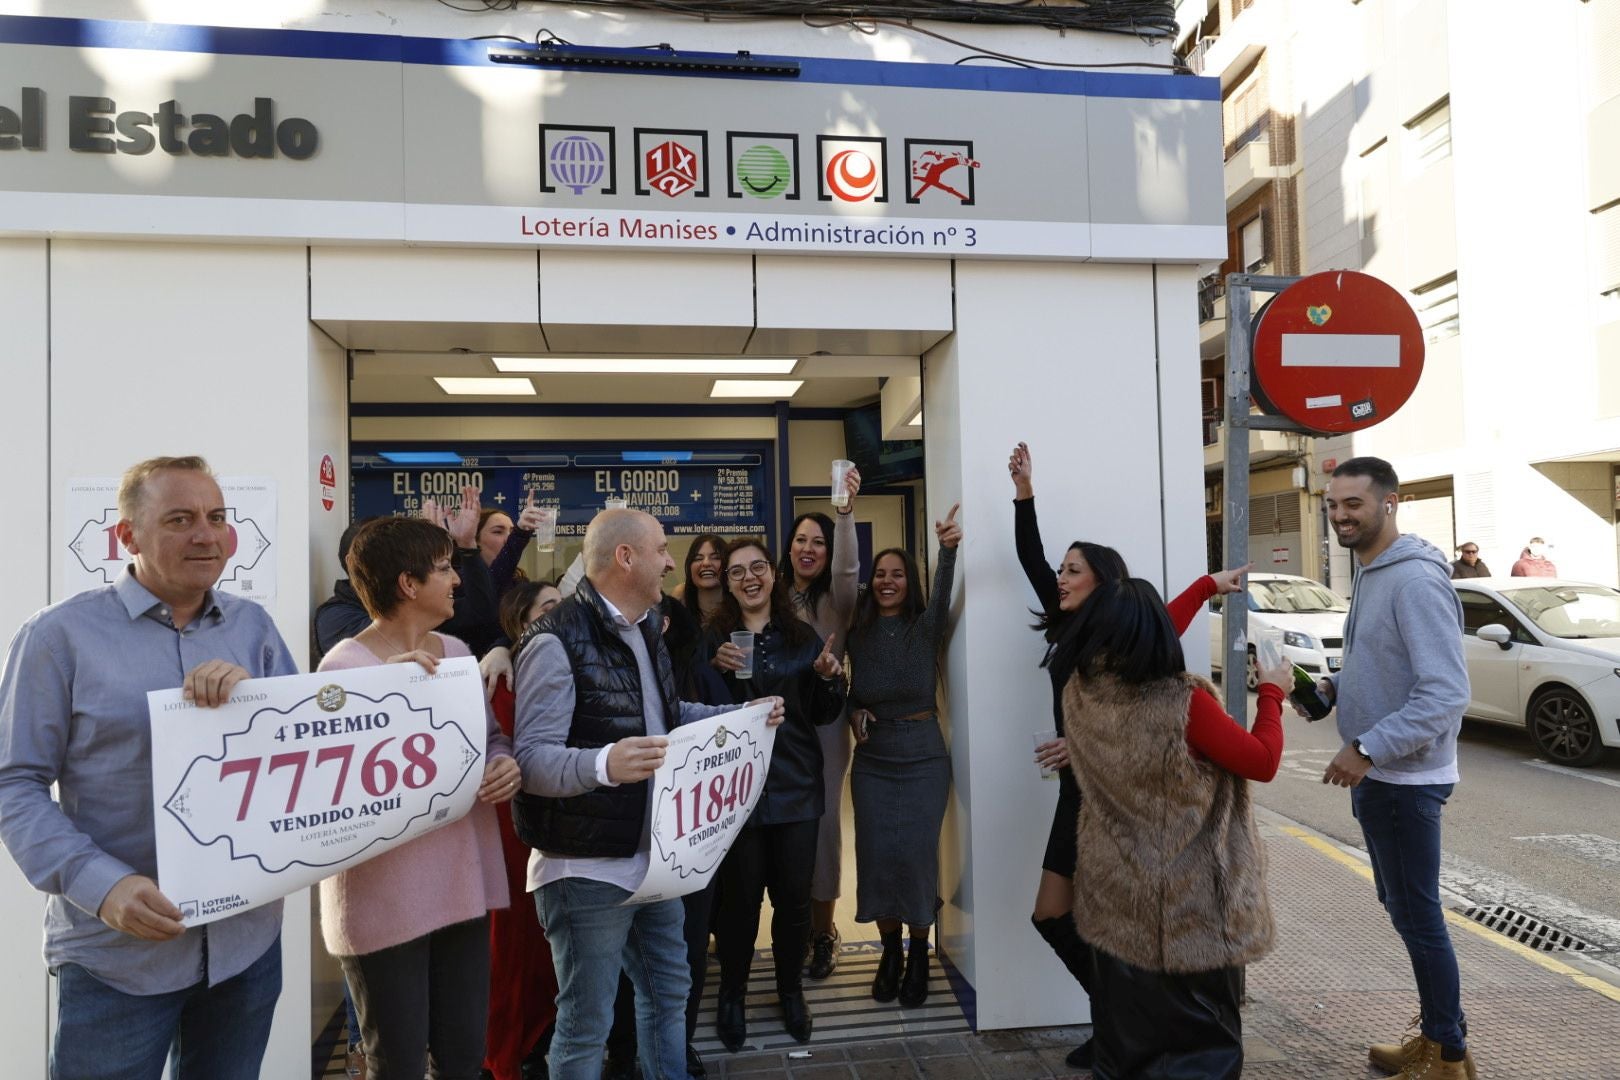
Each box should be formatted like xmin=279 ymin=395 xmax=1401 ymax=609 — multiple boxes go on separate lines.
xmin=845 ymin=505 xmax=960 ymax=1008
xmin=708 ymin=538 xmax=847 ymax=1051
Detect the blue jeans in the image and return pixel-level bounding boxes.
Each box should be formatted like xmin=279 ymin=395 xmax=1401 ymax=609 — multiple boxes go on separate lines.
xmin=1351 ymin=779 xmax=1465 ymax=1050
xmin=51 ymin=935 xmax=281 ymax=1080
xmin=536 ymin=877 xmax=690 ymax=1080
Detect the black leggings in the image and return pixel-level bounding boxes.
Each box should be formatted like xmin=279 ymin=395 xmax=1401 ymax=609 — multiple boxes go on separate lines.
xmin=339 ymin=915 xmax=491 ymax=1080
xmin=715 ymin=819 xmax=819 ymax=996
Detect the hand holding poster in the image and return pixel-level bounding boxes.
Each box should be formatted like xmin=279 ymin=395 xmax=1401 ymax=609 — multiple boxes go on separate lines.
xmin=623 ymin=700 xmax=776 ymax=905
xmin=150 ymin=656 xmax=488 ymax=925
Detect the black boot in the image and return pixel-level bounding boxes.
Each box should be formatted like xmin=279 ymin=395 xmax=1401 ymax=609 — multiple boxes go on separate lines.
xmin=898 ymin=938 xmax=931 ymax=1007
xmin=716 ymin=988 xmax=747 ymax=1053
xmin=872 ymin=929 xmax=903 ymax=1003
xmin=686 ymin=1043 xmax=706 ymax=1078
xmin=1064 ymin=1040 xmax=1094 ymax=1069
xmin=779 ymin=990 xmax=814 ymax=1043
xmin=1032 ymin=915 xmax=1095 ymax=1065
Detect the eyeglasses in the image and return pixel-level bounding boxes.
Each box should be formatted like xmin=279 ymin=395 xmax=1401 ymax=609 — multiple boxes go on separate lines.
xmin=1461 ymin=549 xmax=1479 ymax=556
xmin=727 ymin=560 xmax=772 ymax=582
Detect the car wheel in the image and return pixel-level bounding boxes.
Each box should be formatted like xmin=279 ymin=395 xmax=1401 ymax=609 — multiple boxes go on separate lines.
xmin=1245 ymin=647 xmax=1258 ymax=692
xmin=1528 ymin=688 xmax=1605 ymax=767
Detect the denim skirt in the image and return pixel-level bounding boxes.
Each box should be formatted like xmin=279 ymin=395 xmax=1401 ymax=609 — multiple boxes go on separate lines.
xmin=850 ymin=714 xmax=951 ymax=927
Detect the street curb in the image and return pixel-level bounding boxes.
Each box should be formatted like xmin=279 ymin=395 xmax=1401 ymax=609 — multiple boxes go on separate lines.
xmin=1253 ymin=804 xmax=1620 ymax=1005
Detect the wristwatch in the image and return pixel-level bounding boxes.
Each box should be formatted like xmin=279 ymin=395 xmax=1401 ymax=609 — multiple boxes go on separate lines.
xmin=1352 ymin=738 xmax=1374 ymax=765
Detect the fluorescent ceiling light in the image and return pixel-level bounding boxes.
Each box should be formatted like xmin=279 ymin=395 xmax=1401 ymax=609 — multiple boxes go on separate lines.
xmin=710 ymin=379 xmax=804 ymax=398
xmin=433 ymin=376 xmax=535 ymax=396
xmin=493 ymin=357 xmax=799 ymax=375
xmin=907 ymin=409 xmax=923 ymax=427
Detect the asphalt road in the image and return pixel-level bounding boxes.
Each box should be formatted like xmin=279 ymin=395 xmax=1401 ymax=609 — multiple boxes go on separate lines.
xmin=1231 ymin=684 xmax=1620 ymax=957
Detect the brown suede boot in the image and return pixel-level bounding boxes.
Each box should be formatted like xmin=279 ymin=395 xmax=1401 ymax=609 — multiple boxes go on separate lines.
xmin=1387 ymin=1035 xmax=1475 ymax=1080
xmin=1371 ymin=1014 xmax=1477 ymax=1080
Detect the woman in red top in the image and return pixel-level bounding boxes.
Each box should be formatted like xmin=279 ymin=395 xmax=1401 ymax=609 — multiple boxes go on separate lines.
xmin=1055 ymin=578 xmax=1287 ymax=1079
xmin=484 ymin=580 xmax=563 ymax=1080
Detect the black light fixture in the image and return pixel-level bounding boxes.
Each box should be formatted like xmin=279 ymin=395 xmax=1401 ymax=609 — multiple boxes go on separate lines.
xmin=489 ymin=43 xmax=800 ymax=78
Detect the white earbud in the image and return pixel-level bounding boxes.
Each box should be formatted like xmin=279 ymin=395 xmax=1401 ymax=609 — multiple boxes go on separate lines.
xmin=1385 ymin=504 xmax=1393 ymax=515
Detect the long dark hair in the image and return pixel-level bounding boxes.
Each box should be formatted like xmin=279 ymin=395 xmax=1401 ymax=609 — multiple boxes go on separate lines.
xmin=780 ymin=512 xmax=836 ymax=617
xmin=681 ymin=533 xmax=727 ymax=623
xmin=1045 ymin=578 xmax=1185 ymax=688
xmin=853 ymin=547 xmax=927 ymax=637
xmin=712 ymin=537 xmax=813 ymax=648
xmin=1034 ymin=541 xmax=1130 ymax=643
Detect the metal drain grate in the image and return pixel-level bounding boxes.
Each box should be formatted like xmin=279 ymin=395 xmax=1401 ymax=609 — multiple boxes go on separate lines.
xmin=1460 ymin=903 xmax=1593 ymax=953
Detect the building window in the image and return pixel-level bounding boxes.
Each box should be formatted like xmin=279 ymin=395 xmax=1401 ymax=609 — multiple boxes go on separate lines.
xmin=1413 ymin=272 xmax=1459 ymax=342
xmin=1240 ymin=214 xmax=1267 ymax=272
xmin=1359 ymin=139 xmax=1388 ymax=239
xmin=1406 ymin=98 xmax=1452 ymax=173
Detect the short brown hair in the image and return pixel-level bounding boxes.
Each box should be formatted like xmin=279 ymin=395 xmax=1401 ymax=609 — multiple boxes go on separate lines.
xmin=347 ymin=517 xmax=453 ymax=619
xmin=117 ymin=455 xmax=214 ymax=520
xmin=499 ymin=580 xmax=547 ymax=644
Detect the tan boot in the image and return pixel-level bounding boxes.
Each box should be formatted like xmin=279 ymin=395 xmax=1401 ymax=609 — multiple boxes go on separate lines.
xmin=1369 ymin=1012 xmax=1423 ymax=1074
xmin=1390 ymin=1035 xmax=1476 ymax=1080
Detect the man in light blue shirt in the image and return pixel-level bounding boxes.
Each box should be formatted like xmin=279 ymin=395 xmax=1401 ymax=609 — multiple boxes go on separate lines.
xmin=0 ymin=456 xmax=298 ymax=1080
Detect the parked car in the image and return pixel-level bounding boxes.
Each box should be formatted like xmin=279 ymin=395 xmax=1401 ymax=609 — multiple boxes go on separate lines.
xmin=1452 ymin=577 xmax=1620 ymax=767
xmin=1209 ymin=573 xmax=1348 ymax=689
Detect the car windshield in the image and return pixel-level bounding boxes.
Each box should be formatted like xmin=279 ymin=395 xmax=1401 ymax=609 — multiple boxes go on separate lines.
xmin=1248 ymin=579 xmax=1348 ymax=614
xmin=1499 ymin=585 xmax=1620 ymax=639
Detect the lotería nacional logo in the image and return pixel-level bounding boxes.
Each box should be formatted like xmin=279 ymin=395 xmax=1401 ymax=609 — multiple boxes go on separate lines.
xmin=540 ymin=124 xmax=617 ymax=196
xmin=315 ymin=684 xmax=347 ymax=713
xmin=906 ymin=139 xmax=980 ymax=205
xmin=817 ymin=136 xmax=888 ymax=204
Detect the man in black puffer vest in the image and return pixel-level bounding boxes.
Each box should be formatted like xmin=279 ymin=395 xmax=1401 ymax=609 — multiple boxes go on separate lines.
xmin=512 ymin=509 xmax=782 ymax=1080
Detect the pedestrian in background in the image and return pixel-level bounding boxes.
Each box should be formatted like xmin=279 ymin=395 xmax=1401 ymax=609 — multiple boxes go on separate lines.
xmin=1510 ymin=537 xmax=1556 ymax=577
xmin=1058 ymin=577 xmax=1285 ymax=1080
xmin=1310 ymin=457 xmax=1475 ymax=1080
xmin=845 ymin=505 xmax=960 ymax=1008
xmin=1448 ymin=543 xmax=1490 ymax=579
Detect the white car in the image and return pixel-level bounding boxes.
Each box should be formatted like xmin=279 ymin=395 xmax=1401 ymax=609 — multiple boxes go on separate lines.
xmin=1209 ymin=573 xmax=1348 ymax=689
xmin=1452 ymin=577 xmax=1620 ymax=767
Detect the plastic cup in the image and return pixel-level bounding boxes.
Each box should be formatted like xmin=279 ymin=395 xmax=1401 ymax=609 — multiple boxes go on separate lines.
xmin=830 ymin=459 xmax=854 ymax=508
xmin=1033 ymin=728 xmax=1059 ymax=780
xmin=532 ymin=506 xmax=557 ymax=554
xmin=730 ymin=630 xmax=756 ymax=680
xmin=1256 ymin=627 xmax=1285 ymax=674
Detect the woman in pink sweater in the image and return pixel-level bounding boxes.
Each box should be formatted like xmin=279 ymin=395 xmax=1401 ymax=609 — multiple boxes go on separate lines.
xmin=318 ymin=517 xmax=521 ymax=1080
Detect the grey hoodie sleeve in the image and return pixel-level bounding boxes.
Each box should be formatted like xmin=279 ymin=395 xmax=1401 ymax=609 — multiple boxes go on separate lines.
xmin=1355 ymin=572 xmax=1469 ymax=766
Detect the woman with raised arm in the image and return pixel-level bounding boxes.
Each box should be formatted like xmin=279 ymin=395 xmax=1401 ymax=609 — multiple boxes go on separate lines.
xmin=317 ymin=516 xmax=520 ymax=1080
xmin=709 ymin=538 xmax=847 ymax=1051
xmin=777 ymin=467 xmax=862 ymax=978
xmin=1008 ymin=441 xmax=1248 ymax=1069
xmin=845 ymin=505 xmax=960 ymax=1007
xmin=1056 ymin=578 xmax=1286 ymax=1078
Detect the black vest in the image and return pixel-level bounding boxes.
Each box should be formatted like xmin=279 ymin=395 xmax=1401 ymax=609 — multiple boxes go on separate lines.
xmin=510 ymin=579 xmax=681 ymax=858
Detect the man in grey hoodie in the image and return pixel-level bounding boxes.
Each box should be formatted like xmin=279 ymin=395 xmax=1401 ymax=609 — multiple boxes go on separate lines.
xmin=1308 ymin=457 xmax=1476 ymax=1080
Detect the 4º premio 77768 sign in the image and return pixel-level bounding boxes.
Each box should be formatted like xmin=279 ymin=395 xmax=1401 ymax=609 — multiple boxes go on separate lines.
xmin=150 ymin=657 xmax=488 ymax=925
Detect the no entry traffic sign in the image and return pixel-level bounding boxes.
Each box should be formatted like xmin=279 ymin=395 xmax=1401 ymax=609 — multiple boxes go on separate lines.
xmin=1250 ymin=270 xmax=1424 ymax=434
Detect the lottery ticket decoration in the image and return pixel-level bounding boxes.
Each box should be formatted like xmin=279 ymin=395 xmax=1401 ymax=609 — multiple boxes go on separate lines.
xmin=623 ymin=701 xmax=776 ymax=906
xmin=151 ymin=657 xmax=487 ymax=925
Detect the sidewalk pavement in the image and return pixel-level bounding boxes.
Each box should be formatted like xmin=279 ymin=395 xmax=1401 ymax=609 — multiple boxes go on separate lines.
xmin=699 ymin=813 xmax=1620 ymax=1079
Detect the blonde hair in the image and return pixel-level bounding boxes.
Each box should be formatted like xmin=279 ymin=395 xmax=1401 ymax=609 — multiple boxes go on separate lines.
xmin=117 ymin=456 xmax=214 ymax=520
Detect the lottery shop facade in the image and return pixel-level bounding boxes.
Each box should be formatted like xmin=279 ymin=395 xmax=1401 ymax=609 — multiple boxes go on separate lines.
xmin=0 ymin=3 xmax=1223 ymax=1074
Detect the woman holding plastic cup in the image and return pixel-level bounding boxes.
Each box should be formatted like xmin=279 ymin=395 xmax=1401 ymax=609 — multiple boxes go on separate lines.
xmin=845 ymin=504 xmax=960 ymax=1008
xmin=1007 ymin=440 xmax=1250 ymax=1069
xmin=477 ymin=492 xmax=557 ymax=596
xmin=708 ymin=538 xmax=847 ymax=1051
xmin=776 ymin=463 xmax=862 ymax=977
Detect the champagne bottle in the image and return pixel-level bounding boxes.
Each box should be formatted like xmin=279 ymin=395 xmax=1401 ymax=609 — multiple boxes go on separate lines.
xmin=1290 ymin=664 xmax=1332 ymax=721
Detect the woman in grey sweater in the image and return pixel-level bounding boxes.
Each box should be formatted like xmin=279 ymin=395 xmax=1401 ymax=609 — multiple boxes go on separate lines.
xmin=846 ymin=504 xmax=960 ymax=1006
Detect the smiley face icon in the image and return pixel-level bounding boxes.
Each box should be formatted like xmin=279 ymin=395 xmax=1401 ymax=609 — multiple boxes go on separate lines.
xmin=735 ymin=144 xmax=792 ymax=199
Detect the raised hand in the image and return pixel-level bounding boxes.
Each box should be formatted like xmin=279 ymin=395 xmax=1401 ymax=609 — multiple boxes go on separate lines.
xmin=444 ymin=485 xmax=481 ymax=549
xmin=1008 ymin=441 xmax=1034 ymax=499
xmin=841 ymin=466 xmax=862 ymax=508
xmin=935 ymin=503 xmax=962 ymax=549
xmin=812 ymin=632 xmax=843 ymax=679
xmin=1209 ymin=563 xmax=1252 ymax=595
xmin=516 ymin=490 xmax=545 ymax=532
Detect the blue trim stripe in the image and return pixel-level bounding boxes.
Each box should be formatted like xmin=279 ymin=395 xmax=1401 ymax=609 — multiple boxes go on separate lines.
xmin=0 ymin=14 xmax=1218 ymax=101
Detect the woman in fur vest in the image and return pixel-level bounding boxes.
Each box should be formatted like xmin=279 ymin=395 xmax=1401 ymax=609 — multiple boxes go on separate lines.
xmin=1055 ymin=577 xmax=1289 ymax=1079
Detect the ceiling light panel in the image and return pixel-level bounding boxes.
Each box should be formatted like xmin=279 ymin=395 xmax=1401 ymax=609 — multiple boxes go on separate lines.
xmin=493 ymin=357 xmax=798 ymax=375
xmin=710 ymin=379 xmax=804 ymax=398
xmin=433 ymin=376 xmax=536 ymax=396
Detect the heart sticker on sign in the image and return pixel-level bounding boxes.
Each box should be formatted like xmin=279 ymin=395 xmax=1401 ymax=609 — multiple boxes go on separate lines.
xmin=1306 ymin=304 xmax=1333 ymax=326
